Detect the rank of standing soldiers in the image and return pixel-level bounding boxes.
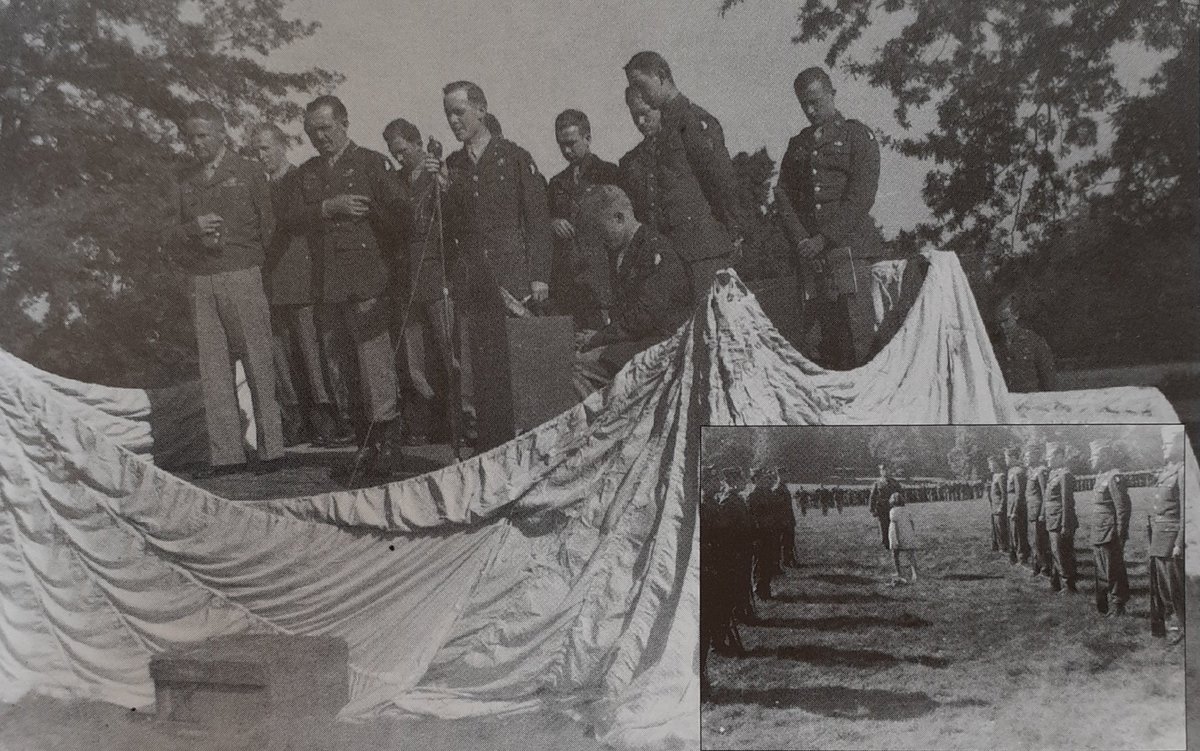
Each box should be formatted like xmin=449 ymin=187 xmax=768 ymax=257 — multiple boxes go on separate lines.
xmin=167 ymin=54 xmax=890 ymax=480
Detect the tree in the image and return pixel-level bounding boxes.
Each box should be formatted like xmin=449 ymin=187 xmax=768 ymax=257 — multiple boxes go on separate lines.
xmin=720 ymin=0 xmax=1198 ymax=252
xmin=0 ymin=0 xmax=340 ymax=385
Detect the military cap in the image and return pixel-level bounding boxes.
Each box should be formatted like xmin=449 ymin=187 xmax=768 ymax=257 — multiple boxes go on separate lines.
xmin=1003 ymin=447 xmax=1020 ymax=461
xmin=1045 ymin=441 xmax=1063 ymax=457
xmin=1089 ymin=439 xmax=1112 ymax=457
xmin=1023 ymin=439 xmax=1044 ymax=458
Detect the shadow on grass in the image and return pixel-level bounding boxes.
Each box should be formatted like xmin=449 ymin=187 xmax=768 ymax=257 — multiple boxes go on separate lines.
xmin=742 ymin=643 xmax=950 ymax=668
xmin=748 ymin=613 xmax=931 ymax=631
xmin=806 ymin=573 xmax=877 ymax=586
xmin=940 ymin=573 xmax=1004 ymax=581
xmin=772 ymin=591 xmax=896 ymax=605
xmin=704 ymin=685 xmax=983 ymax=719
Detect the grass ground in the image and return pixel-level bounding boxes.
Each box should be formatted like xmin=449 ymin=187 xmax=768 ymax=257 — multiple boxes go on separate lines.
xmin=701 ymin=491 xmax=1187 ymax=750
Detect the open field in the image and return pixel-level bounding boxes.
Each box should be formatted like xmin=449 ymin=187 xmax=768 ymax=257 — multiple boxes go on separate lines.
xmin=702 ymin=489 xmax=1187 ymax=750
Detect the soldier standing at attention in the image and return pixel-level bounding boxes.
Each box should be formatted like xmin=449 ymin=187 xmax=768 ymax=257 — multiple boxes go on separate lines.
xmin=868 ymin=464 xmax=902 ymax=550
xmin=1025 ymin=441 xmax=1053 ymax=579
xmin=618 ymin=86 xmax=661 ymax=226
xmin=1148 ymin=426 xmax=1186 ymax=642
xmin=1005 ymin=447 xmax=1031 ymax=566
xmin=436 ymin=80 xmax=553 ymax=451
xmin=282 ymin=95 xmax=408 ymax=475
xmin=623 ymin=51 xmax=751 ymax=304
xmin=987 ymin=455 xmax=1010 ymax=554
xmin=165 ymin=101 xmax=283 ymax=476
xmin=547 ymin=109 xmax=621 ymax=330
xmin=1089 ymin=440 xmax=1131 ymax=617
xmin=1043 ymin=442 xmax=1079 ymax=593
xmin=776 ymin=67 xmax=887 ymax=369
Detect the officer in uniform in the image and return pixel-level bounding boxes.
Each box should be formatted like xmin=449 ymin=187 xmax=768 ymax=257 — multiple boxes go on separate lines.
xmin=1005 ymin=447 xmax=1031 ymax=565
xmin=1043 ymin=442 xmax=1079 ymax=593
xmin=618 ymin=86 xmax=661 ymax=226
xmin=281 ymin=95 xmax=407 ymax=474
xmin=384 ymin=117 xmax=455 ymax=445
xmin=623 ymin=51 xmax=751 ymax=304
xmin=1149 ymin=426 xmax=1186 ymax=642
xmin=165 ymin=101 xmax=284 ymax=476
xmin=572 ymin=185 xmax=692 ymax=397
xmin=435 ymin=80 xmax=553 ymax=451
xmin=250 ymin=122 xmax=353 ymax=449
xmin=547 ymin=109 xmax=621 ymax=330
xmin=868 ymin=464 xmax=902 ymax=549
xmin=994 ymin=296 xmax=1057 ymax=392
xmin=987 ymin=455 xmax=1010 ymax=553
xmin=1024 ymin=441 xmax=1053 ymax=578
xmin=1089 ymin=439 xmax=1131 ymax=616
xmin=776 ymin=67 xmax=887 ymax=369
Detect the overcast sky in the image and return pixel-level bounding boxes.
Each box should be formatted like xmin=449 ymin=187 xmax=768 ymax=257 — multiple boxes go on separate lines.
xmin=269 ymin=0 xmax=1162 ymax=238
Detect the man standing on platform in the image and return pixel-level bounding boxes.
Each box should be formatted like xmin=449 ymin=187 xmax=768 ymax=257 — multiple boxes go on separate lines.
xmin=1025 ymin=441 xmax=1053 ymax=579
xmin=250 ymin=123 xmax=352 ymax=449
xmin=623 ymin=51 xmax=750 ymax=304
xmin=1044 ymin=442 xmax=1079 ymax=593
xmin=165 ymin=102 xmax=283 ymax=476
xmin=988 ymin=455 xmax=1010 ymax=554
xmin=1149 ymin=426 xmax=1186 ymax=642
xmin=1005 ymin=447 xmax=1031 ymax=566
xmin=438 ymin=81 xmax=553 ymax=450
xmin=282 ymin=95 xmax=407 ymax=475
xmin=618 ymin=87 xmax=661 ymax=226
xmin=1089 ymin=440 xmax=1131 ymax=616
xmin=571 ymin=185 xmax=692 ymax=397
xmin=547 ymin=109 xmax=621 ymax=330
xmin=994 ymin=296 xmax=1057 ymax=392
xmin=776 ymin=67 xmax=888 ymax=369
xmin=869 ymin=463 xmax=902 ymax=550
xmin=384 ymin=117 xmax=455 ymax=445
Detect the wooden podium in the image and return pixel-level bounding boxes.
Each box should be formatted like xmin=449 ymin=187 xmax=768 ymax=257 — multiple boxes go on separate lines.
xmin=504 ymin=315 xmax=577 ymax=434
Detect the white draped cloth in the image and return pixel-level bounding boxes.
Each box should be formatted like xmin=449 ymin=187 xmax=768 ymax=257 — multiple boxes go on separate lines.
xmin=0 ymin=251 xmax=1193 ymax=749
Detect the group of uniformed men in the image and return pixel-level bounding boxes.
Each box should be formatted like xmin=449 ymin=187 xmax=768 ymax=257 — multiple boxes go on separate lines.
xmin=699 ymin=465 xmax=797 ymax=697
xmin=985 ymin=427 xmax=1185 ymax=641
xmin=167 ymin=53 xmax=888 ymax=477
xmin=794 ymin=479 xmax=983 ymax=517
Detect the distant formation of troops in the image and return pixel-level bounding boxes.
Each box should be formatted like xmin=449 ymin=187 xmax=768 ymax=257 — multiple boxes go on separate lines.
xmin=984 ymin=427 xmax=1185 ymax=639
xmin=165 ymin=53 xmax=903 ymax=478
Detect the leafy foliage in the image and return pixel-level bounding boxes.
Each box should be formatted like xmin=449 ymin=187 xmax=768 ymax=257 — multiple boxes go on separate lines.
xmin=0 ymin=0 xmax=339 ymax=384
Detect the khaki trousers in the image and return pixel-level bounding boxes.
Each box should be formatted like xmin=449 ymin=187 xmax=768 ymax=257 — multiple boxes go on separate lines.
xmin=192 ymin=267 xmax=283 ymax=466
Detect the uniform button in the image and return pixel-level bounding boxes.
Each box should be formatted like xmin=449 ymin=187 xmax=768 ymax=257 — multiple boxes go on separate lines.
xmin=472 ymin=176 xmax=479 ymax=181
xmin=811 ymin=168 xmax=817 ymax=175
xmin=814 ymin=186 xmax=821 ymax=193
xmin=815 ymin=203 xmax=822 ymax=210
xmin=473 ymin=191 xmax=479 ymax=197
xmin=811 ymin=151 xmax=818 ymax=157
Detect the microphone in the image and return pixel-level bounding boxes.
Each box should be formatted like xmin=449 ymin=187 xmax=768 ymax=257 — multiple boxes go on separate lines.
xmin=427 ymin=136 xmax=443 ymax=160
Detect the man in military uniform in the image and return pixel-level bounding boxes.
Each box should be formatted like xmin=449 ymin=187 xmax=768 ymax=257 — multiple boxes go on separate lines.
xmin=868 ymin=464 xmax=902 ymax=549
xmin=776 ymin=67 xmax=888 ymax=369
xmin=384 ymin=117 xmax=455 ymax=445
xmin=623 ymin=51 xmax=751 ymax=303
xmin=281 ymin=95 xmax=407 ymax=474
xmin=1149 ymin=426 xmax=1186 ymax=642
xmin=1043 ymin=442 xmax=1079 ymax=593
xmin=164 ymin=102 xmax=283 ymax=476
xmin=250 ymin=123 xmax=353 ymax=449
xmin=1089 ymin=439 xmax=1131 ymax=616
xmin=1005 ymin=447 xmax=1031 ymax=565
xmin=547 ymin=109 xmax=621 ymax=330
xmin=987 ymin=455 xmax=1010 ymax=553
xmin=572 ymin=185 xmax=692 ymax=397
xmin=994 ymin=296 xmax=1057 ymax=392
xmin=618 ymin=86 xmax=661 ymax=226
xmin=1024 ymin=441 xmax=1053 ymax=578
xmin=437 ymin=80 xmax=553 ymax=451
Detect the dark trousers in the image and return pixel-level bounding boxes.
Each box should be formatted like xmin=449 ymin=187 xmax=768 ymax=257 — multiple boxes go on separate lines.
xmin=1049 ymin=532 xmax=1076 ymax=590
xmin=1149 ymin=556 xmax=1185 ymax=636
xmin=1030 ymin=520 xmax=1052 ymax=575
xmin=1009 ymin=511 xmax=1030 ymax=563
xmin=876 ymin=513 xmax=890 ymax=549
xmin=686 ymin=254 xmax=732 ymax=306
xmin=754 ymin=533 xmax=781 ymax=599
xmin=1093 ymin=541 xmax=1129 ymax=614
xmin=991 ymin=514 xmax=1010 ymax=552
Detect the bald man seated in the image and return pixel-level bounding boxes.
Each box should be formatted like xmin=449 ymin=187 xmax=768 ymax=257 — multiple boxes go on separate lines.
xmin=573 ymin=185 xmax=693 ymax=398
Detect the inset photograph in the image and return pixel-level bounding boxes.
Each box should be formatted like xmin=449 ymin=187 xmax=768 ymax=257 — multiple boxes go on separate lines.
xmin=699 ymin=424 xmax=1186 ymax=751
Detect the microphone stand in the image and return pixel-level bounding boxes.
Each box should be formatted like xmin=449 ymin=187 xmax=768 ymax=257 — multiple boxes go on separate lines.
xmin=427 ymin=138 xmax=466 ymax=462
